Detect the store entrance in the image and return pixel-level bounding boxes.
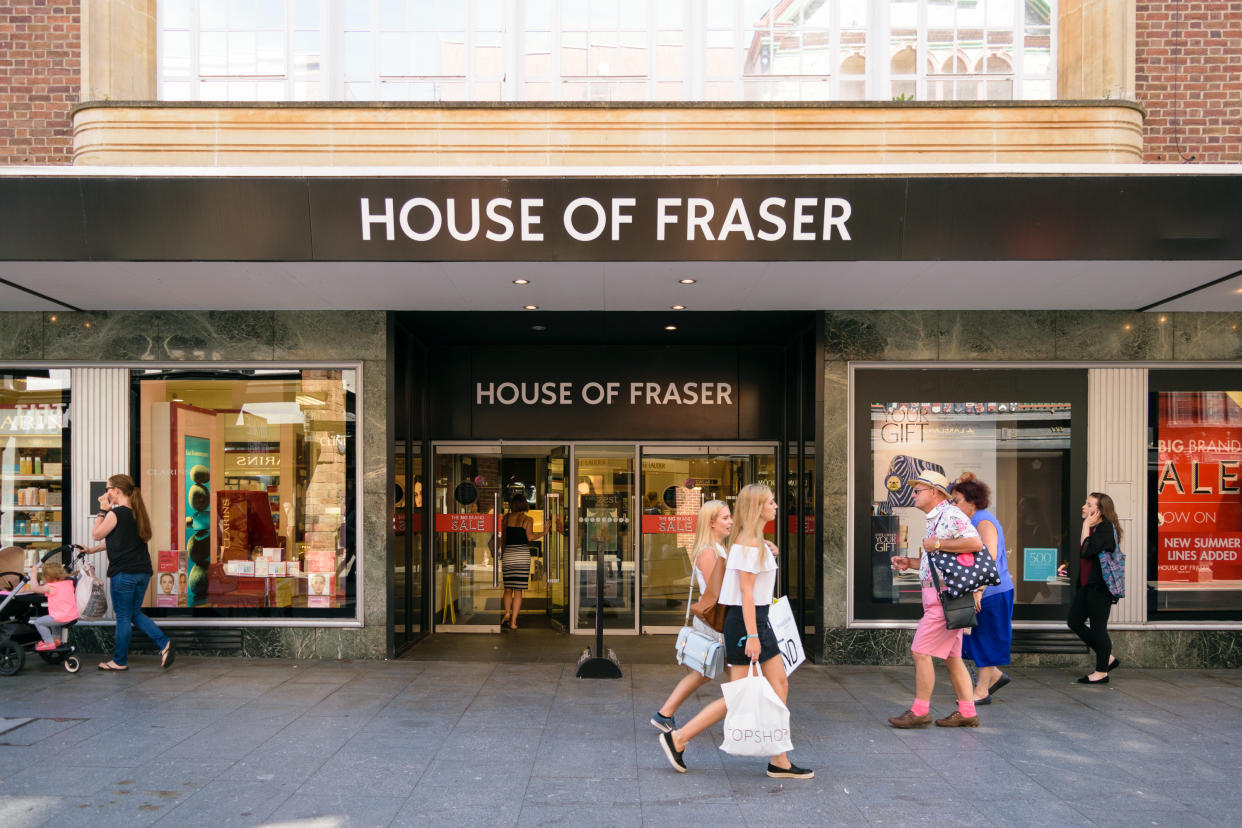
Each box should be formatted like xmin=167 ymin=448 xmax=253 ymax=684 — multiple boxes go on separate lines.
xmin=432 ymin=442 xmax=776 ymax=634
xmin=432 ymin=444 xmax=568 ymax=631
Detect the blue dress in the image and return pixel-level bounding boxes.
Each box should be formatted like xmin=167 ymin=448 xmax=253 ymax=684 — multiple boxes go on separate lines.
xmin=961 ymin=508 xmax=1014 ymax=668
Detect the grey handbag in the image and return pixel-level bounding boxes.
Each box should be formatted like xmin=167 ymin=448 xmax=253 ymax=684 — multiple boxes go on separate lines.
xmin=675 ymin=547 xmax=725 ymax=679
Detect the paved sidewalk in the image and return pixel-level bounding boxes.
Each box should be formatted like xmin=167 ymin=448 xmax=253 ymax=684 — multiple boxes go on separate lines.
xmin=0 ymin=651 xmax=1238 ymax=827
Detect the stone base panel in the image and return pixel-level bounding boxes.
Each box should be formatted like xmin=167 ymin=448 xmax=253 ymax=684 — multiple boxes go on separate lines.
xmin=72 ymin=102 xmax=1145 ymax=167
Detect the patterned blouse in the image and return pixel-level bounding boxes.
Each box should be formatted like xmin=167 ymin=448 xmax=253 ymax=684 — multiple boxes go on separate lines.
xmin=919 ymin=500 xmax=981 ymax=588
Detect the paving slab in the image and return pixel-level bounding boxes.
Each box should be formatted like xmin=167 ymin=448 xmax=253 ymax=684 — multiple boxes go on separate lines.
xmin=0 ymin=646 xmax=1239 ymax=827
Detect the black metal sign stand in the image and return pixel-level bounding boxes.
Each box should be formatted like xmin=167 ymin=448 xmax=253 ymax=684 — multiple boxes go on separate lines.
xmin=575 ymin=548 xmax=622 ymax=679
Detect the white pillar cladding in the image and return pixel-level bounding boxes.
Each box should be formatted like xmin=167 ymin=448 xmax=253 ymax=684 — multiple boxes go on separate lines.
xmin=1087 ymin=368 xmax=1147 ymax=626
xmin=69 ymin=367 xmax=131 ymax=620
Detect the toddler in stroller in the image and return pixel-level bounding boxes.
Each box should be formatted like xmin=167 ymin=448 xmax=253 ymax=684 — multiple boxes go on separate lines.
xmin=24 ymin=560 xmax=79 ymax=650
xmin=0 ymin=544 xmax=85 ymax=675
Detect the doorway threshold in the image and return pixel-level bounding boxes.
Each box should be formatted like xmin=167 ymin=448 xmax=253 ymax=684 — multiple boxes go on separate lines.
xmin=401 ymin=629 xmax=675 ymax=664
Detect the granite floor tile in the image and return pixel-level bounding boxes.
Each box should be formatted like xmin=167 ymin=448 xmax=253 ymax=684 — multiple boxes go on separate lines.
xmin=266 ymin=791 xmax=409 ymax=827
xmin=149 ymin=778 xmax=299 ymax=827
xmin=517 ymin=803 xmax=643 ymax=827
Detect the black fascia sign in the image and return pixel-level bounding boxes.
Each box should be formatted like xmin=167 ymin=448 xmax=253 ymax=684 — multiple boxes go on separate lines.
xmin=308 ymin=177 xmax=902 ymax=261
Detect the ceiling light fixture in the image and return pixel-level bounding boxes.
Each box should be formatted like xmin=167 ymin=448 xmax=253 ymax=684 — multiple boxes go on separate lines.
xmin=678 ymin=278 xmax=697 ymax=285
xmin=664 ymin=325 xmax=677 ymax=331
xmin=531 ymin=324 xmax=547 ymax=331
xmin=523 ymin=305 xmax=538 ymax=310
xmin=670 ymin=305 xmax=686 ymax=310
xmin=513 ymin=279 xmax=530 ymax=285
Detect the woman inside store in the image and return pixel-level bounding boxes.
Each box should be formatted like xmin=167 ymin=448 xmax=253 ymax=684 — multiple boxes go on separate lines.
xmin=950 ymin=473 xmax=1014 ymax=704
xmin=1067 ymin=492 xmax=1122 ymax=684
xmin=649 ymin=499 xmax=732 ymax=734
xmin=88 ymin=473 xmax=175 ymax=671
xmin=498 ymin=493 xmax=542 ymax=631
xmin=658 ymin=484 xmax=813 ymax=780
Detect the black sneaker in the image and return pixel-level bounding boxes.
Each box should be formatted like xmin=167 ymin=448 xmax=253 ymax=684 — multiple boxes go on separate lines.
xmin=659 ymin=731 xmax=686 ymax=773
xmin=766 ymin=762 xmax=814 ymax=780
xmin=649 ymin=711 xmax=676 ymax=733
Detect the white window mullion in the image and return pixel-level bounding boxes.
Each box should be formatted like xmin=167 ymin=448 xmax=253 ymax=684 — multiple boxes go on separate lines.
xmin=551 ymin=0 xmax=562 ymax=101
xmin=505 ymin=0 xmax=521 ymax=101
xmin=1013 ymin=0 xmax=1025 ymax=99
xmin=916 ymin=0 xmax=927 ymax=101
xmin=646 ymin=0 xmax=655 ymax=101
xmin=687 ymin=0 xmax=701 ymax=100
xmin=869 ymin=0 xmax=888 ymax=100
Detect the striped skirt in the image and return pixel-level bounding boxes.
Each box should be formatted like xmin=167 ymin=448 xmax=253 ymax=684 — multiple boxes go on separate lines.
xmin=501 ymin=544 xmax=531 ymax=590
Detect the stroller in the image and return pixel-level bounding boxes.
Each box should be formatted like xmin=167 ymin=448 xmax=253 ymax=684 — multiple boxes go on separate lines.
xmin=0 ymin=544 xmax=87 ymax=676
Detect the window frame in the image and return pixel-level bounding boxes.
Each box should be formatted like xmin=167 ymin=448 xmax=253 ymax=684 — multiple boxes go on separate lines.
xmin=849 ymin=365 xmax=1088 ymax=625
xmin=1147 ymin=369 xmax=1242 ymax=622
xmin=158 ymin=0 xmax=1057 ymax=103
xmin=129 ymin=364 xmax=363 ymax=627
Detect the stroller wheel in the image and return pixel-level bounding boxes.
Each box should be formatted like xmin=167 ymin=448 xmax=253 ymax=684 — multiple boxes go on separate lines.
xmin=0 ymin=639 xmax=24 ymax=677
xmin=64 ymin=656 xmax=81 ymax=673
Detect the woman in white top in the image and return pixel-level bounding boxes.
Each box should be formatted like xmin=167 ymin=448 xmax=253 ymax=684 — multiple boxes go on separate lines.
xmin=649 ymin=499 xmax=732 ymax=734
xmin=658 ymin=484 xmax=813 ymax=780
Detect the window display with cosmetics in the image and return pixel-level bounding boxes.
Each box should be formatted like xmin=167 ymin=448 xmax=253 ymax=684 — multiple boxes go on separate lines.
xmin=852 ymin=369 xmax=1087 ymax=623
xmin=134 ymin=368 xmax=358 ymax=620
xmin=1 ymin=371 xmax=71 ymax=561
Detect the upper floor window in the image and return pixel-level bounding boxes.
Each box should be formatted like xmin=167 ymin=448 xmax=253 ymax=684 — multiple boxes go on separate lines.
xmin=160 ymin=0 xmax=1056 ymax=103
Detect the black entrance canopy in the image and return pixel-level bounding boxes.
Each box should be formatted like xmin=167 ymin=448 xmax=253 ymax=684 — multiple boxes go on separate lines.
xmin=2 ymin=168 xmax=1240 ymax=313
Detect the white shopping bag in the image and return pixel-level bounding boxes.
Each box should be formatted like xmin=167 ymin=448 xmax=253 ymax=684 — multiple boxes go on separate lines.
xmin=768 ymin=595 xmax=805 ymax=676
xmin=719 ymin=663 xmax=794 ymax=757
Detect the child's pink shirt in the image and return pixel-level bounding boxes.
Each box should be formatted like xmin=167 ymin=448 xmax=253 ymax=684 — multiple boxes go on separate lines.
xmin=46 ymin=580 xmax=78 ymax=623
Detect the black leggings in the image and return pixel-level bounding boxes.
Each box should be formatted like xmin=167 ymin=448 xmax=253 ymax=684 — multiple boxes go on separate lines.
xmin=1067 ymin=586 xmax=1113 ymax=672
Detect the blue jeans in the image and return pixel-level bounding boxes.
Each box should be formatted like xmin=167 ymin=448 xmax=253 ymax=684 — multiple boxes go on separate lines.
xmin=110 ymin=573 xmax=169 ymax=665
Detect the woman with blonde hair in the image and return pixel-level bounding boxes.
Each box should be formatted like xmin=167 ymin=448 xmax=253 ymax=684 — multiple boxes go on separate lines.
xmin=89 ymin=473 xmax=174 ymax=671
xmin=658 ymin=484 xmax=812 ymax=780
xmin=649 ymin=499 xmax=732 ymax=734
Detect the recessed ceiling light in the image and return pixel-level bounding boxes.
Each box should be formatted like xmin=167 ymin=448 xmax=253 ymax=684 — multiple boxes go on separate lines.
xmin=678 ymin=278 xmax=697 ymax=285
xmin=513 ymin=279 xmax=530 ymax=285
xmin=523 ymin=305 xmax=538 ymax=310
xmin=1159 ymin=315 xmax=1167 ymax=323
xmin=664 ymin=325 xmax=677 ymax=331
xmin=670 ymin=305 xmax=686 ymax=310
xmin=531 ymin=324 xmax=547 ymax=331
xmin=48 ymin=315 xmax=57 ymax=322
xmin=1235 ymin=287 xmax=1242 ymax=293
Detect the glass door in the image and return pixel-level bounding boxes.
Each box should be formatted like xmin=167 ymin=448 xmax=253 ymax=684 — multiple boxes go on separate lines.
xmin=572 ymin=446 xmax=637 ymax=634
xmin=545 ymin=446 xmax=570 ymax=631
xmin=433 ymin=446 xmax=501 ymax=629
xmin=639 ymin=445 xmax=778 ymax=632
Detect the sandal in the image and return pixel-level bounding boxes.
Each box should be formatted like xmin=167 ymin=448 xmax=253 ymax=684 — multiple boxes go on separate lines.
xmin=97 ymin=661 xmax=128 ymax=671
xmin=160 ymin=641 xmax=176 ymax=669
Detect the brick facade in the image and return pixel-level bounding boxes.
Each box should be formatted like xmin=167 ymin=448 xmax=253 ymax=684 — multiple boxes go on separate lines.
xmin=0 ymin=2 xmax=79 ymax=165
xmin=1137 ymin=1 xmax=1242 ymax=163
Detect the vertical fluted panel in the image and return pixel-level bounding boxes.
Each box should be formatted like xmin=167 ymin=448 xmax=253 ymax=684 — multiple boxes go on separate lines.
xmin=70 ymin=368 xmax=131 ymax=620
xmin=1087 ymin=368 xmax=1148 ymax=626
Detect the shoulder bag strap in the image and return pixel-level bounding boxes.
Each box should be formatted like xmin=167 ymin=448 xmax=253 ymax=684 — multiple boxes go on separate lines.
xmin=685 ymin=546 xmax=707 ymax=626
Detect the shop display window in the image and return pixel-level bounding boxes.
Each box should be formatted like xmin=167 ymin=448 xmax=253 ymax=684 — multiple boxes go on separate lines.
xmin=134 ymin=369 xmax=357 ymax=620
xmin=1148 ymin=372 xmax=1242 ymax=619
xmin=1 ymin=371 xmax=71 ymax=565
xmin=852 ymin=369 xmax=1086 ymax=623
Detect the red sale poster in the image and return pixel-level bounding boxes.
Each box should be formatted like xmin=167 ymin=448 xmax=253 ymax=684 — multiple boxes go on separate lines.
xmin=1156 ymin=392 xmax=1242 ymax=590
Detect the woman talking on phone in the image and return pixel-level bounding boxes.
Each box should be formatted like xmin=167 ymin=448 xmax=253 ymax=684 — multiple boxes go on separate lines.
xmin=658 ymin=484 xmax=812 ymax=780
xmin=89 ymin=474 xmax=175 ymax=671
xmin=1067 ymin=492 xmax=1122 ymax=684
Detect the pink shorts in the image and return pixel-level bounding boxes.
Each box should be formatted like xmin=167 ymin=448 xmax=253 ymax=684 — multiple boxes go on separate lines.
xmin=911 ymin=587 xmax=963 ymax=659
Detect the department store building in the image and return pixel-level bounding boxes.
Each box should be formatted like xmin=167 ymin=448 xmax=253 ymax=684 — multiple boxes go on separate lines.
xmin=1 ymin=0 xmax=1240 ymax=667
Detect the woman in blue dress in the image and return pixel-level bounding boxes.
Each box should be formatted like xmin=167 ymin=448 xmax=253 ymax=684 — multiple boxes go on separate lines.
xmin=950 ymin=473 xmax=1014 ymax=704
